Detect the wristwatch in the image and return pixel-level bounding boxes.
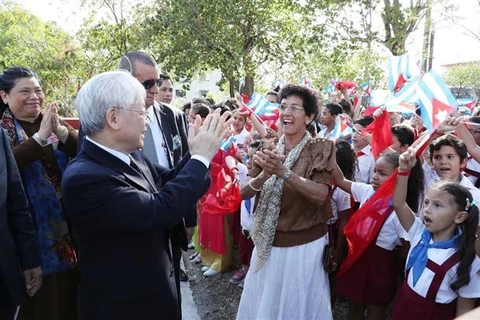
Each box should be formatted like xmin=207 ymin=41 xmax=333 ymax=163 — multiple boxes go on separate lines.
xmin=283 ymin=169 xmax=292 ymax=180
xmin=33 ymin=133 xmax=48 ymax=147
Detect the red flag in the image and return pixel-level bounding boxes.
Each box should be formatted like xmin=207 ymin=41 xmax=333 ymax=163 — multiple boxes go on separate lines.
xmin=336 ymin=135 xmax=430 ymax=278
xmin=336 ymin=175 xmax=396 ymax=278
xmin=362 ymin=111 xmax=392 ymax=159
xmin=394 ymin=74 xmax=407 ymax=93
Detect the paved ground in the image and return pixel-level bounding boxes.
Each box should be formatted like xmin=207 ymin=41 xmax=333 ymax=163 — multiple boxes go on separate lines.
xmin=181 ymin=258 xmax=201 ymax=320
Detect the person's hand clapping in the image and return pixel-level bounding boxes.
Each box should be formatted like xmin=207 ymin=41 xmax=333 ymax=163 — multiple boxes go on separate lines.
xmin=37 ymin=104 xmax=54 ymax=141
xmin=50 ymin=102 xmax=69 ymax=142
xmin=253 ymin=148 xmax=286 ymax=177
xmin=398 ymin=147 xmax=417 ymax=173
xmin=188 ymin=109 xmax=233 ymax=161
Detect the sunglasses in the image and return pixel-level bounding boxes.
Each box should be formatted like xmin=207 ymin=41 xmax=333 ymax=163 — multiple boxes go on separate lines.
xmin=141 ymin=79 xmax=162 ymax=90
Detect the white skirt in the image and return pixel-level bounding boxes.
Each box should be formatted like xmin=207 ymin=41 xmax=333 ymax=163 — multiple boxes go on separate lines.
xmin=236 ymin=235 xmax=333 ymax=320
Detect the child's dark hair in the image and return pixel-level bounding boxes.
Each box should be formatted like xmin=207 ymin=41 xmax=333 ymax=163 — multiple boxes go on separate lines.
xmin=429 ymin=134 xmax=467 ymax=163
xmin=339 ymin=99 xmax=352 ymax=115
xmin=335 ymin=139 xmax=357 ymax=181
xmin=354 ymin=116 xmax=374 ymax=128
xmin=182 ymin=102 xmax=191 ymax=113
xmin=325 ymin=103 xmax=343 ymax=117
xmin=191 ymin=103 xmax=211 ymax=119
xmin=431 ymin=182 xmax=479 ymax=291
xmin=392 ymin=124 xmax=415 ymax=147
xmin=381 ymin=152 xmax=424 ymax=212
xmin=224 ymin=98 xmax=240 ymax=110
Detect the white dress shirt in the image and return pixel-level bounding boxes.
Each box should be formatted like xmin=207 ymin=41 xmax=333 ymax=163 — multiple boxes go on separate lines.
xmin=147 ymin=105 xmax=170 ymax=168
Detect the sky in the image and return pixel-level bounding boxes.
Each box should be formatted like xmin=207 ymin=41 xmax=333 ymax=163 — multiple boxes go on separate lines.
xmin=12 ymin=0 xmax=480 ymax=68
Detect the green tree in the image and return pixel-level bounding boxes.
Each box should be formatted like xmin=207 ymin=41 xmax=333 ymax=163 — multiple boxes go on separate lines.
xmin=146 ymin=0 xmax=350 ymax=97
xmin=320 ymin=0 xmax=428 ymax=55
xmin=0 ymin=2 xmax=84 ymax=114
xmin=75 ymin=0 xmax=152 ymax=76
xmin=444 ymin=63 xmax=480 ymax=89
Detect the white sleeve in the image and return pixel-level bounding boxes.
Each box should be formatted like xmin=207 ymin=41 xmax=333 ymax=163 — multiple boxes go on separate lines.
xmin=407 ymin=217 xmax=425 ymax=242
xmin=335 ymin=188 xmax=351 ymax=212
xmin=237 ymin=163 xmax=248 ymax=185
xmin=351 ymin=182 xmax=372 ymax=204
xmin=458 ymin=256 xmax=480 ymax=298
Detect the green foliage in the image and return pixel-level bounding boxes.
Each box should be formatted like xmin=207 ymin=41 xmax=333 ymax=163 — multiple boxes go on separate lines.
xmin=145 ymin=0 xmax=349 ymax=96
xmin=0 ymin=2 xmax=83 ymax=115
xmin=444 ymin=63 xmax=480 ymax=89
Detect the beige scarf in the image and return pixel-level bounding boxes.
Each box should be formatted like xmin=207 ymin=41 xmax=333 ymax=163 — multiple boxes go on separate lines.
xmin=251 ymin=132 xmax=311 ymax=272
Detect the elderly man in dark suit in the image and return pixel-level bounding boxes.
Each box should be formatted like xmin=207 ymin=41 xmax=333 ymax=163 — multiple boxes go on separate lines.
xmin=118 ymin=52 xmax=193 ymax=309
xmin=0 ymin=128 xmax=42 ymax=319
xmin=62 ymin=70 xmax=230 ymax=320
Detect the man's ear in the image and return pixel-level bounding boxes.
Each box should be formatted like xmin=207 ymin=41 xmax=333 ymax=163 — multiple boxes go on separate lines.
xmin=105 ymin=108 xmax=121 ymax=131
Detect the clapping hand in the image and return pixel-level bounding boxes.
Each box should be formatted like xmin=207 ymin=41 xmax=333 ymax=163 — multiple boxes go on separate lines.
xmin=188 ymin=108 xmax=233 ymax=161
xmin=253 ymin=148 xmax=286 ymax=177
xmin=38 ymin=104 xmax=54 ymax=141
xmin=50 ymin=102 xmax=69 ymax=142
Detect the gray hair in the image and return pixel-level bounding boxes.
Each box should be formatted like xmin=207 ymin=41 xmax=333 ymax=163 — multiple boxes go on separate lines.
xmin=76 ymin=70 xmax=146 ymax=136
xmin=119 ymin=51 xmax=157 ymax=77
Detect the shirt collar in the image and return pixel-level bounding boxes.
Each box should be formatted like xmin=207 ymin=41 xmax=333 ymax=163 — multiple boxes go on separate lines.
xmin=86 ymin=136 xmax=131 ymax=165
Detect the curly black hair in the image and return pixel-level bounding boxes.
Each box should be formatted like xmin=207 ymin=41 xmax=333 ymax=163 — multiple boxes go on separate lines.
xmin=335 ymin=139 xmax=357 ymax=181
xmin=278 ymin=84 xmax=320 ymax=118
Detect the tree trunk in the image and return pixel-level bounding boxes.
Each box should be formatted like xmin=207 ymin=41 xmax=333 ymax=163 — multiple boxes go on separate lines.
xmin=242 ymin=74 xmax=254 ymax=97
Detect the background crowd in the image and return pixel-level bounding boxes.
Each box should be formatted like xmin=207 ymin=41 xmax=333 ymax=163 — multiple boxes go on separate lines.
xmin=1 ymin=49 xmax=480 ymax=320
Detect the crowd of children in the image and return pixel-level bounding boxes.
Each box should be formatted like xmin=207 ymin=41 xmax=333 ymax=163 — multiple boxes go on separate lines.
xmin=184 ymin=86 xmax=480 ymax=319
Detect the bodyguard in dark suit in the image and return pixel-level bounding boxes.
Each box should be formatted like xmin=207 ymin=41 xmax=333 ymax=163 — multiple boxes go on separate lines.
xmin=61 ymin=70 xmax=230 ymax=320
xmin=0 ymin=128 xmax=42 ymax=319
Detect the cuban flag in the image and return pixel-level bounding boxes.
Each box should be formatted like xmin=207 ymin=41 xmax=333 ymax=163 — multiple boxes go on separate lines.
xmin=457 ymin=99 xmax=476 ymax=114
xmin=301 ymin=75 xmax=312 ymax=87
xmin=388 ymin=53 xmax=422 ymax=93
xmin=360 ymin=81 xmax=371 ymax=97
xmin=220 ymin=136 xmax=236 ymax=152
xmin=247 ymin=92 xmax=279 ymax=116
xmin=331 ymin=114 xmax=354 ymax=139
xmin=384 ymin=75 xmax=421 ymax=114
xmin=416 ymin=70 xmax=458 ymax=133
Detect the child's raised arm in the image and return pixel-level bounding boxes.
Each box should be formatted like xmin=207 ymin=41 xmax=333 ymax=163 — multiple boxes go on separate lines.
xmin=332 ymin=162 xmax=352 ymax=194
xmin=393 ymin=148 xmax=417 ymax=232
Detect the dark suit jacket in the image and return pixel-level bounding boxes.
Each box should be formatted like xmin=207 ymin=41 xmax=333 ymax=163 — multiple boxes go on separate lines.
xmin=152 ymin=102 xmax=196 ymax=250
xmin=0 ymin=129 xmax=40 ymax=306
xmin=61 ymin=140 xmax=210 ymax=320
xmin=77 ymin=104 xmax=195 ymax=250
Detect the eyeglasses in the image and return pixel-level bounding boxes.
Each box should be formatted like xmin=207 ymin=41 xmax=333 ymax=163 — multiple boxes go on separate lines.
xmin=141 ymin=79 xmax=162 ymax=90
xmin=279 ymin=104 xmax=305 ymax=113
xmin=127 ymin=108 xmax=149 ymax=119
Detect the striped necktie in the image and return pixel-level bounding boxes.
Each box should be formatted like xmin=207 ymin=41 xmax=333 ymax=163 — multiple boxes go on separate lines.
xmin=142 ymin=122 xmax=158 ymax=164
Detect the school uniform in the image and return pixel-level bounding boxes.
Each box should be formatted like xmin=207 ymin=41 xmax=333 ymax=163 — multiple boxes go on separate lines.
xmin=354 ymin=146 xmax=375 ymax=184
xmin=327 ymin=187 xmax=351 ymax=248
xmin=465 ymin=156 xmax=480 ymax=188
xmin=317 ymin=128 xmax=334 ymax=140
xmin=238 ymin=163 xmax=255 ymax=265
xmin=335 ymin=182 xmax=408 ymax=305
xmin=391 ymin=218 xmax=480 ymax=320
